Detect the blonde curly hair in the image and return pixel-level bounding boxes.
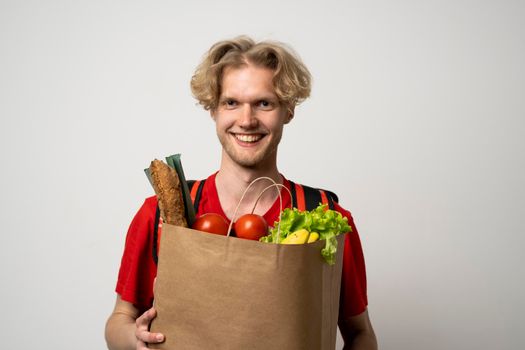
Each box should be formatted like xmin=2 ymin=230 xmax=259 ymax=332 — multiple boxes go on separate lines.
xmin=190 ymin=36 xmax=311 ymax=113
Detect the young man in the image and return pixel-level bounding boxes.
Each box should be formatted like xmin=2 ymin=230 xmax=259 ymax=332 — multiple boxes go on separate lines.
xmin=105 ymin=36 xmax=377 ymax=350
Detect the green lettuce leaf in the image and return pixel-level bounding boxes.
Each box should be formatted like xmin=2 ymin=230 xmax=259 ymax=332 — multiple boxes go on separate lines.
xmin=260 ymin=203 xmax=351 ymax=265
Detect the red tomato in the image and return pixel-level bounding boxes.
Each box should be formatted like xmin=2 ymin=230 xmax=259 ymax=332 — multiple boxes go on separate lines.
xmin=234 ymin=214 xmax=268 ymax=241
xmin=192 ymin=213 xmax=230 ymax=235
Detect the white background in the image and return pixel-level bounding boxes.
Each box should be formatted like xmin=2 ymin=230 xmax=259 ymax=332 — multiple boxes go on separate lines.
xmin=1 ymin=0 xmax=524 ymax=349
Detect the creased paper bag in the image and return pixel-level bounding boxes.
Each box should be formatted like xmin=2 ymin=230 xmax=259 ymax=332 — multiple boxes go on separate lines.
xmin=150 ymin=224 xmax=345 ymax=350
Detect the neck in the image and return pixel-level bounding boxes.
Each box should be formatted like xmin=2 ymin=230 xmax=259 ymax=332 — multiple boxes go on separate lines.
xmin=215 ymin=155 xmax=283 ymax=219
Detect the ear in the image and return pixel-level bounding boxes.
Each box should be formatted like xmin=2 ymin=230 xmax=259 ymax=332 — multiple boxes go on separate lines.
xmin=285 ymin=107 xmax=295 ymax=124
xmin=210 ymin=109 xmax=217 ymax=121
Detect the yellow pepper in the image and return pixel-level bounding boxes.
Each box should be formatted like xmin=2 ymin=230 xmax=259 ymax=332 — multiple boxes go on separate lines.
xmin=281 ymin=229 xmax=319 ymax=244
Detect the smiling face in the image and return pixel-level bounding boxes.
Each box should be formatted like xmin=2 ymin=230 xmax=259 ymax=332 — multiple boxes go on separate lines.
xmin=212 ymin=63 xmax=292 ymax=169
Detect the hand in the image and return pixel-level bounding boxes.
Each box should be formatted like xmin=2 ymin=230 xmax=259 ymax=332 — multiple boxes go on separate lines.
xmin=135 ymin=307 xmax=165 ymax=349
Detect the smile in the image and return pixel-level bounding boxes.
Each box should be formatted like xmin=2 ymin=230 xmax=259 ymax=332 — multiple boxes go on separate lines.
xmin=234 ymin=134 xmax=263 ymax=143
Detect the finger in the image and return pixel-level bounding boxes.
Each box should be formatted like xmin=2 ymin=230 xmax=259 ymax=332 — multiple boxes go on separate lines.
xmin=135 ymin=307 xmax=164 ymax=344
xmin=136 ymin=336 xmax=164 ymax=350
xmin=136 ymin=307 xmax=156 ymax=328
xmin=136 ymin=329 xmax=165 ymax=344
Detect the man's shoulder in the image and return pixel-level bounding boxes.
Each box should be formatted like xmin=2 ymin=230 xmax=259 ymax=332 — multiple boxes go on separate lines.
xmin=186 ymin=173 xmax=217 ymax=188
xmin=133 ymin=195 xmax=158 ymax=219
xmin=287 ymin=177 xmax=336 ymax=194
xmin=143 ymin=195 xmax=158 ymax=208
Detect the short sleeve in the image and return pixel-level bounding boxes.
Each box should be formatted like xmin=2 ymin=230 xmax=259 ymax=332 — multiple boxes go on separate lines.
xmin=334 ymin=202 xmax=368 ymax=320
xmin=115 ymin=196 xmax=158 ymax=312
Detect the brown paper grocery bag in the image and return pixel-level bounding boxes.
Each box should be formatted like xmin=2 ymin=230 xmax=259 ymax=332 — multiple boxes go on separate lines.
xmin=149 ymin=224 xmax=345 ymax=350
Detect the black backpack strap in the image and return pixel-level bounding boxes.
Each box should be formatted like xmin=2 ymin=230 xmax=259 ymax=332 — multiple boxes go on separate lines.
xmin=288 ymin=180 xmax=298 ymax=209
xmin=186 ymin=180 xmax=196 ymax=189
xmin=191 ymin=179 xmax=206 ymax=213
xmin=152 ymin=204 xmax=161 ymax=265
xmin=302 ymin=184 xmax=323 ymax=211
xmin=321 ymin=189 xmax=338 ymax=210
xmin=288 ymin=180 xmax=338 ymax=211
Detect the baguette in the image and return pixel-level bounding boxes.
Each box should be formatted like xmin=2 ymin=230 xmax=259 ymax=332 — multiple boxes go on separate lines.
xmin=149 ymin=159 xmax=188 ymax=227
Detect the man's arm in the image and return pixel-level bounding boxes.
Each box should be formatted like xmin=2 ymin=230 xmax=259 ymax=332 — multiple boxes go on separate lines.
xmin=105 ymin=295 xmax=164 ymax=350
xmin=340 ymin=308 xmax=378 ymax=350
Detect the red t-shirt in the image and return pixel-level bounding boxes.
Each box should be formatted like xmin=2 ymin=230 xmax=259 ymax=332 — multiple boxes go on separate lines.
xmin=116 ymin=173 xmax=368 ymax=320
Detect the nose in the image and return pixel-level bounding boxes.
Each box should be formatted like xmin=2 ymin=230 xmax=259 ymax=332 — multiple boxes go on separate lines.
xmin=238 ymin=104 xmax=258 ymax=129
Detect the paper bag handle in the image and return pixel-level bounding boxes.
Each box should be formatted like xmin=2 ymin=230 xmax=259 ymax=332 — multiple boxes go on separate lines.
xmin=227 ymin=177 xmax=291 ymax=240
xmin=252 ymin=183 xmax=293 ymax=244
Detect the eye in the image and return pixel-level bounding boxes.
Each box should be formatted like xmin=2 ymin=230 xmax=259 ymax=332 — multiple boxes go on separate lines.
xmin=257 ymin=100 xmax=272 ymax=109
xmin=223 ymin=99 xmax=237 ymax=109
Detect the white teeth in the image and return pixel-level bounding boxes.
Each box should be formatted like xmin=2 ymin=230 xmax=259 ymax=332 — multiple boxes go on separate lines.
xmin=236 ymin=134 xmax=262 ymax=142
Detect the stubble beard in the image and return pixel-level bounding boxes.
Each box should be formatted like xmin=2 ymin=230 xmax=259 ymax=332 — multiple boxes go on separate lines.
xmin=218 ymin=132 xmax=281 ymax=169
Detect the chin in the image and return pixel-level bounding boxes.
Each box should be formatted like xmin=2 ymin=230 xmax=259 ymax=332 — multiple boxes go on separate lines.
xmin=232 ymin=156 xmax=263 ymax=168
xmin=225 ymin=149 xmax=266 ymax=168
xmin=221 ymin=137 xmax=278 ymax=169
